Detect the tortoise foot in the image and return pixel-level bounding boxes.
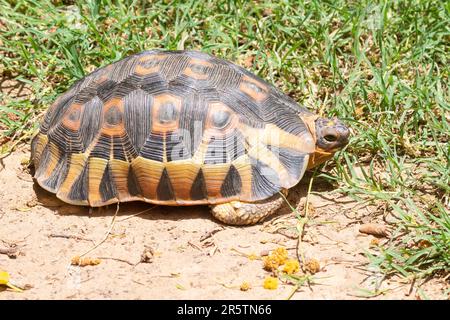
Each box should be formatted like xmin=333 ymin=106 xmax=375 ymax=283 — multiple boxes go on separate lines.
xmin=210 ymin=193 xmax=285 ymax=226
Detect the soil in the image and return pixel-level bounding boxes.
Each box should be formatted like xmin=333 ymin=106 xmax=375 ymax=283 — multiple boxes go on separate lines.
xmin=0 ymin=148 xmax=447 ymax=299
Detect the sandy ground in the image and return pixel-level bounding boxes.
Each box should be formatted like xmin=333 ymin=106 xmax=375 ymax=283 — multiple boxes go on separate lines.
xmin=0 ymin=148 xmax=447 ymax=300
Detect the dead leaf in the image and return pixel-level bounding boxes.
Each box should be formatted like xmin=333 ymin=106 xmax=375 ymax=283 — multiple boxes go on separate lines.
xmin=359 ymin=223 xmax=389 ymax=238
xmin=305 ymin=259 xmax=321 ymax=274
xmin=242 ymin=55 xmax=255 ymax=68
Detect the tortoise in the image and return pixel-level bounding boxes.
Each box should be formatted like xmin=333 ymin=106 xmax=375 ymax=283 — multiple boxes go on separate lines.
xmin=31 ymin=50 xmax=349 ymax=225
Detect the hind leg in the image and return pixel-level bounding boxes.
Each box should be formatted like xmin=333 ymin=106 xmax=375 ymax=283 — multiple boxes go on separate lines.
xmin=210 ymin=192 xmax=286 ymax=226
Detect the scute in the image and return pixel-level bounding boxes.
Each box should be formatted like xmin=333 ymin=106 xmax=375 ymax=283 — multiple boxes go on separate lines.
xmin=31 ymin=50 xmax=315 ymax=207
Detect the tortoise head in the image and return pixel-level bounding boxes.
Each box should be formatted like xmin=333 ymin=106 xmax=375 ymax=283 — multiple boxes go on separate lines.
xmin=300 ymin=114 xmax=350 ymax=169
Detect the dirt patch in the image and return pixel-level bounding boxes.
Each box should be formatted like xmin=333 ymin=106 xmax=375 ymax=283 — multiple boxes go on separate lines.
xmin=0 ymin=148 xmax=447 ymax=299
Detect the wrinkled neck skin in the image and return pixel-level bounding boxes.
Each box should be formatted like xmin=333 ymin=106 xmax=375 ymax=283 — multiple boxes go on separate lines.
xmin=299 ymin=113 xmax=336 ymax=169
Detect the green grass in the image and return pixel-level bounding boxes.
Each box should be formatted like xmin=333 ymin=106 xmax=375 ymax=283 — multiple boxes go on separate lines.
xmin=0 ymin=0 xmax=448 ymax=294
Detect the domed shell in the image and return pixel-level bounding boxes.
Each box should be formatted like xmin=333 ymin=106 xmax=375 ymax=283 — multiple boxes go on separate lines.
xmin=31 ymin=50 xmax=315 ymax=206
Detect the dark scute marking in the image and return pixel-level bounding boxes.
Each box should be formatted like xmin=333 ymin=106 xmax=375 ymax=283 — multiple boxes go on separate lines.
xmin=127 ymin=166 xmax=142 ymax=196
xmin=204 ymin=130 xmax=246 ymax=164
xmin=90 ymin=134 xmax=112 ymax=159
xmin=140 ymin=76 xmax=168 ymax=95
xmin=267 ymin=145 xmax=307 ymax=181
xmin=104 ymin=105 xmax=123 ymax=125
xmin=68 ymin=109 xmax=81 ymax=122
xmin=34 ymin=144 xmax=51 ymax=178
xmin=79 ymin=97 xmax=103 ymax=151
xmin=123 ymin=89 xmax=153 ymax=152
xmin=30 ymin=134 xmax=41 ymax=164
xmin=220 ymin=165 xmax=242 ymax=198
xmin=204 ymin=136 xmax=227 ymax=165
xmin=228 ymin=131 xmax=246 ymax=160
xmin=158 ymin=102 xmax=177 ymax=123
xmin=250 ymin=157 xmax=281 ymax=200
xmin=42 ymin=154 xmax=68 ymax=192
xmin=68 ymin=162 xmax=89 ymax=202
xmin=96 ymin=80 xmax=118 ymax=102
xmin=166 ymin=131 xmax=191 ymax=161
xmin=73 ymin=84 xmax=98 ymax=105
xmin=139 ymin=132 xmax=165 ymax=162
xmin=112 ymin=134 xmax=138 ymax=161
xmin=218 ymin=89 xmax=264 ymax=127
xmin=212 ymin=110 xmax=230 ymax=128
xmin=139 ymin=58 xmax=158 ymax=68
xmin=156 ymin=168 xmax=175 ymax=201
xmin=48 ymin=125 xmax=84 ymax=154
xmin=99 ymin=164 xmax=118 ymax=202
xmin=41 ymin=95 xmax=76 ymax=133
xmin=262 ymin=97 xmax=308 ymax=136
xmin=190 ymin=169 xmax=208 ymax=200
xmin=176 ymin=92 xmax=206 ymax=157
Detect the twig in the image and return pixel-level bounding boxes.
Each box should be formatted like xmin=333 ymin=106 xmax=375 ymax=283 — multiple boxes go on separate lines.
xmin=406 ymin=277 xmax=416 ymax=296
xmin=200 ymin=227 xmax=224 ymax=242
xmin=78 ymin=202 xmax=120 ymax=258
xmin=296 ymin=170 xmax=316 ymax=271
xmin=96 ymin=256 xmax=136 ymax=266
xmin=188 ymin=241 xmax=202 ymax=251
xmin=48 ymin=233 xmax=93 ymax=243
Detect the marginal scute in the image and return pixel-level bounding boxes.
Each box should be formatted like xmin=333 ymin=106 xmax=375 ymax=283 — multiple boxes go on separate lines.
xmin=156 ymin=168 xmax=175 ymax=201
xmin=126 ymin=164 xmax=142 ymax=197
xmin=56 ymin=153 xmax=88 ymax=204
xmin=67 ymin=161 xmax=89 ymax=204
xmin=131 ymin=156 xmax=165 ymax=199
xmin=42 ymin=153 xmax=68 ymax=192
xmin=220 ymin=165 xmax=242 ymax=197
xmin=190 ymin=169 xmax=208 ymax=200
xmin=30 ymin=133 xmax=48 ymax=168
xmin=250 ymin=157 xmax=281 ymax=200
xmin=99 ymin=164 xmax=118 ymax=203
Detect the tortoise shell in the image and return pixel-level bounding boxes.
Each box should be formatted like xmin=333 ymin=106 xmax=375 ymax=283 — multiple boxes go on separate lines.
xmin=31 ymin=50 xmax=316 ymax=207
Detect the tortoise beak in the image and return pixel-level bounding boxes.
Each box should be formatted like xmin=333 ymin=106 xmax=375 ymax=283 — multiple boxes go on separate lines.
xmin=315 ymin=117 xmax=350 ymax=152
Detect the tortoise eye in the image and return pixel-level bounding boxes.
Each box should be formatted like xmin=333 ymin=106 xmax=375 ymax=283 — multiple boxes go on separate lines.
xmin=212 ymin=110 xmax=231 ymax=128
xmin=159 ymin=102 xmax=178 ymax=123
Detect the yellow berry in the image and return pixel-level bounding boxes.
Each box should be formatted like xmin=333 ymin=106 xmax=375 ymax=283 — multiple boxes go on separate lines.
xmin=283 ymin=259 xmax=300 ymax=274
xmin=263 ymin=276 xmax=278 ymax=290
xmin=240 ymin=282 xmax=251 ymax=291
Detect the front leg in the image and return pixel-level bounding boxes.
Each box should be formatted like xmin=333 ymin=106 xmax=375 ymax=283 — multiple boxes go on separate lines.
xmin=210 ymin=192 xmax=286 ymax=226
